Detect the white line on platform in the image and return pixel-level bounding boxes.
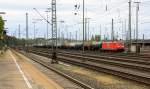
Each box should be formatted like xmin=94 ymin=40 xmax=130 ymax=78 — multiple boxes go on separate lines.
xmin=9 ymin=51 xmax=32 ymax=89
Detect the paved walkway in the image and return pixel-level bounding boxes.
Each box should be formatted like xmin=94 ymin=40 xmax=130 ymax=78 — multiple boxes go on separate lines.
xmin=0 ymin=50 xmax=63 ymax=89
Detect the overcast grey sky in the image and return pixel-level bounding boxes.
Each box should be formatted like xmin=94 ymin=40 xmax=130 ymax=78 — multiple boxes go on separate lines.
xmin=0 ymin=0 xmax=150 ymax=40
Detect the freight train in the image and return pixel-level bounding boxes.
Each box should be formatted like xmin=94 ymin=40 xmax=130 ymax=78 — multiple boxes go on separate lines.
xmin=34 ymin=40 xmax=125 ymax=52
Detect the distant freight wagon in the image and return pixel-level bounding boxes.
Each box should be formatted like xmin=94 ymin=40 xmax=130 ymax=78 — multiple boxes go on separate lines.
xmin=34 ymin=41 xmax=125 ymax=52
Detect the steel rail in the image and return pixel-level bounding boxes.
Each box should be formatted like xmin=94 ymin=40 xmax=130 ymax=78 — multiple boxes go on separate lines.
xmin=14 ymin=50 xmax=94 ymax=89
xmin=28 ymin=49 xmax=150 ymax=85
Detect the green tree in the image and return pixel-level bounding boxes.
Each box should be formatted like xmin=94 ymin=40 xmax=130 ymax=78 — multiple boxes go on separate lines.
xmin=0 ymin=16 xmax=4 ymax=39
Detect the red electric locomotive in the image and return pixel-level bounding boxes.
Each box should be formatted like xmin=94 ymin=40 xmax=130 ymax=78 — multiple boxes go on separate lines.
xmin=101 ymin=41 xmax=125 ymax=52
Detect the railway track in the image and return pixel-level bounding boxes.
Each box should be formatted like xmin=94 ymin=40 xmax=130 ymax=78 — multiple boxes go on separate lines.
xmin=32 ymin=48 xmax=150 ymax=60
xmin=31 ymin=48 xmax=150 ymax=72
xmin=58 ymin=49 xmax=150 ymax=60
xmin=32 ymin=48 xmax=150 ymax=65
xmin=16 ymin=50 xmax=94 ymax=89
xmin=28 ymin=48 xmax=150 ymax=86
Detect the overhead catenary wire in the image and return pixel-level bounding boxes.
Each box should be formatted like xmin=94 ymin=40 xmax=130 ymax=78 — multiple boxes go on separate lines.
xmin=29 ymin=0 xmax=150 ymax=41
xmin=33 ymin=8 xmax=51 ymax=25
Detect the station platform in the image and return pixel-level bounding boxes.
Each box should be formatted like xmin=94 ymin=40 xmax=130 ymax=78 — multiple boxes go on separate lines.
xmin=0 ymin=50 xmax=63 ymax=89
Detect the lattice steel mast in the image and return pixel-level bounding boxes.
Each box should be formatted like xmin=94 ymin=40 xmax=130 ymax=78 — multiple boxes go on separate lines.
xmin=51 ymin=0 xmax=58 ymax=63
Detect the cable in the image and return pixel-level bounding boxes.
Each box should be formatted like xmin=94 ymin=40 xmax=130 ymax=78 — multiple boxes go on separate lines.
xmin=33 ymin=8 xmax=51 ymax=25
